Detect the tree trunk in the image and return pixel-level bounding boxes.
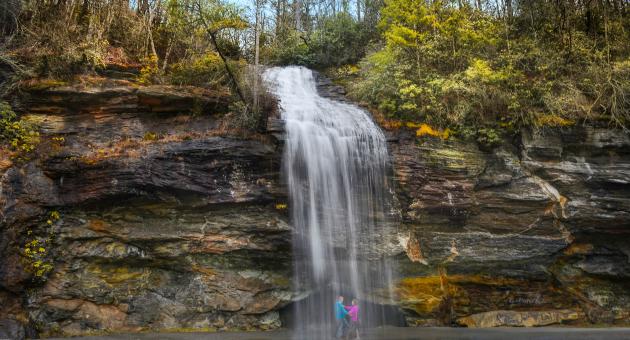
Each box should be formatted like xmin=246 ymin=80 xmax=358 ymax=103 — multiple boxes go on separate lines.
xmin=294 ymin=0 xmax=301 ymax=30
xmin=275 ymin=0 xmax=281 ymax=37
xmin=253 ymin=0 xmax=261 ymax=111
xmin=161 ymin=38 xmax=173 ymax=72
xmin=79 ymin=0 xmax=89 ymax=25
xmin=209 ymin=31 xmax=247 ymax=106
xmin=193 ymin=0 xmax=247 ymax=105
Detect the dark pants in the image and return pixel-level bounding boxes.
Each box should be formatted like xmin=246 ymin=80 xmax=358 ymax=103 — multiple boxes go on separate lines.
xmin=347 ymin=320 xmax=360 ymax=339
xmin=335 ymin=318 xmax=349 ymax=338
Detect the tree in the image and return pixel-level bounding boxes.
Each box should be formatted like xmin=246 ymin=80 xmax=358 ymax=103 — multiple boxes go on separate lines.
xmin=191 ymin=0 xmax=248 ymax=103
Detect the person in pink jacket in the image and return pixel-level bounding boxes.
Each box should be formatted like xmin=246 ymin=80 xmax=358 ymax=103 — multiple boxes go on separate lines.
xmin=344 ymin=299 xmax=360 ymax=339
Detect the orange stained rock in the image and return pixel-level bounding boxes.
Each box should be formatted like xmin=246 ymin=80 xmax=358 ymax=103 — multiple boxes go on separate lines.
xmin=563 ymin=243 xmax=594 ymax=255
xmin=45 ymin=299 xmax=129 ymax=331
xmin=88 ymin=219 xmax=111 ymax=232
xmin=397 ymin=274 xmax=535 ymax=315
xmin=405 ymin=232 xmax=427 ymax=264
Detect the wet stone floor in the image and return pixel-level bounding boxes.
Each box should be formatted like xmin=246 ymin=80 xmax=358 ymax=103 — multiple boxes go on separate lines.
xmin=46 ymin=326 xmax=630 ymax=340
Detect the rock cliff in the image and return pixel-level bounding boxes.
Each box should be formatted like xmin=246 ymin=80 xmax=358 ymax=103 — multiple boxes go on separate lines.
xmin=1 ymin=80 xmax=290 ymax=337
xmin=390 ymin=127 xmax=630 ymax=327
xmin=1 ymin=76 xmax=629 ymax=337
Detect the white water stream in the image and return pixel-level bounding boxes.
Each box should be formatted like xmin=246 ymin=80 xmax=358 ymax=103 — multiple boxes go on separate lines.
xmin=264 ymin=66 xmax=397 ymax=338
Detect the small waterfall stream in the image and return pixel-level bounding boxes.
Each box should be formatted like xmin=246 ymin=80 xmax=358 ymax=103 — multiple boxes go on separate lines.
xmin=264 ymin=66 xmax=397 ymax=338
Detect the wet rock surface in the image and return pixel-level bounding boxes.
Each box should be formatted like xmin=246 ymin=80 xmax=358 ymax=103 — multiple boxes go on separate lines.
xmin=389 ymin=126 xmax=630 ymax=326
xmin=1 ymin=82 xmax=290 ymax=337
xmin=457 ymin=309 xmax=580 ymax=327
xmin=1 ymin=77 xmax=630 ymax=336
xmin=0 ymin=318 xmax=25 ymax=340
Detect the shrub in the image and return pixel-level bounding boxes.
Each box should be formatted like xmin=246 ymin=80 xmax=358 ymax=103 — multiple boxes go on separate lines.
xmin=138 ymin=54 xmax=160 ymax=85
xmin=143 ymin=131 xmax=159 ymax=141
xmin=264 ymin=31 xmax=313 ymax=66
xmin=263 ymin=13 xmax=373 ymax=68
xmin=308 ymin=12 xmax=367 ymax=67
xmin=346 ymin=0 xmax=630 ymax=139
xmin=0 ymin=101 xmax=39 ymax=157
xmin=21 ymin=211 xmax=60 ymax=281
xmin=232 ymin=66 xmax=277 ymax=131
xmin=168 ymin=52 xmax=225 ymax=86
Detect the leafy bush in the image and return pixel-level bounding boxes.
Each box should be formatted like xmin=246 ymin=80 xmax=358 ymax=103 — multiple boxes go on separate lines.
xmin=138 ymin=55 xmax=160 ymax=85
xmin=307 ymin=13 xmax=368 ymax=67
xmin=11 ymin=2 xmax=144 ymax=78
xmin=0 ymin=101 xmax=39 ymax=156
xmin=168 ymin=52 xmax=226 ymax=86
xmin=21 ymin=211 xmax=60 ymax=280
xmin=233 ymin=66 xmax=277 ymax=131
xmin=346 ymin=0 xmax=630 ymax=142
xmin=265 ymin=13 xmax=371 ymax=68
xmin=265 ymin=31 xmax=313 ymax=66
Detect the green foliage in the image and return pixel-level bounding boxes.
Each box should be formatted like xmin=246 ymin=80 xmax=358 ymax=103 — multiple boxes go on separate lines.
xmin=143 ymin=131 xmax=159 ymax=141
xmin=350 ymin=47 xmax=402 ymax=114
xmin=265 ymin=13 xmax=373 ymax=68
xmin=232 ymin=66 xmax=277 ymax=131
xmin=168 ymin=52 xmax=226 ymax=86
xmin=138 ymin=55 xmax=160 ymax=85
xmin=11 ymin=1 xmax=145 ymax=78
xmin=8 ymin=0 xmax=248 ymax=87
xmin=308 ymin=13 xmax=368 ymax=67
xmin=346 ymin=0 xmax=630 ymax=145
xmin=0 ymin=101 xmax=39 ymax=157
xmin=21 ymin=211 xmax=60 ymax=280
xmin=474 ymin=128 xmax=502 ymax=149
xmin=265 ymin=31 xmax=313 ymax=66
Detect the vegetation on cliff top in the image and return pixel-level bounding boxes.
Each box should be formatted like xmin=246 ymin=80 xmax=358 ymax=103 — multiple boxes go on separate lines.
xmin=350 ymin=0 xmax=630 ymax=135
xmin=262 ymin=0 xmax=630 ymax=134
xmin=0 ymin=0 xmax=272 ymax=131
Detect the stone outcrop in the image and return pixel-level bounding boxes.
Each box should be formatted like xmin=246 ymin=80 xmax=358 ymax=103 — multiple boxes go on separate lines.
xmin=389 ymin=126 xmax=630 ymax=326
xmin=457 ymin=309 xmax=580 ymax=327
xmin=15 ymin=81 xmax=231 ymax=116
xmin=1 ymin=75 xmax=630 ymax=337
xmin=1 ymin=81 xmax=290 ymax=337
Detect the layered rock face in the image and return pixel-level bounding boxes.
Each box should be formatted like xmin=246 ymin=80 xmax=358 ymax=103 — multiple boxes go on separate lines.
xmin=1 ymin=82 xmax=291 ymax=337
xmin=390 ymin=127 xmax=630 ymax=326
xmin=1 ymin=77 xmax=630 ymax=337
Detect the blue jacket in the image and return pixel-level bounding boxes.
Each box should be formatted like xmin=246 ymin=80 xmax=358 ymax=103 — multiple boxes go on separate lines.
xmin=335 ymin=301 xmax=348 ymax=320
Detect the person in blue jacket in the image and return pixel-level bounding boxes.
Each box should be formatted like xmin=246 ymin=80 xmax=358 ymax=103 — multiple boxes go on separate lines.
xmin=335 ymin=295 xmax=349 ymax=338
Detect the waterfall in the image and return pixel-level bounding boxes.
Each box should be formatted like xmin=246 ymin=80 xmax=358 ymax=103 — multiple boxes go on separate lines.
xmin=264 ymin=66 xmax=397 ymax=338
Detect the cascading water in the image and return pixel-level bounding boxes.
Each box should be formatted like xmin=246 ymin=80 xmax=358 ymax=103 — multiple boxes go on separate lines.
xmin=264 ymin=66 xmax=398 ymax=339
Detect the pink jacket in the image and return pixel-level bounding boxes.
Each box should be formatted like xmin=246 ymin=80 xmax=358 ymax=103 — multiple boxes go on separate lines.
xmin=345 ymin=305 xmax=359 ymax=322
